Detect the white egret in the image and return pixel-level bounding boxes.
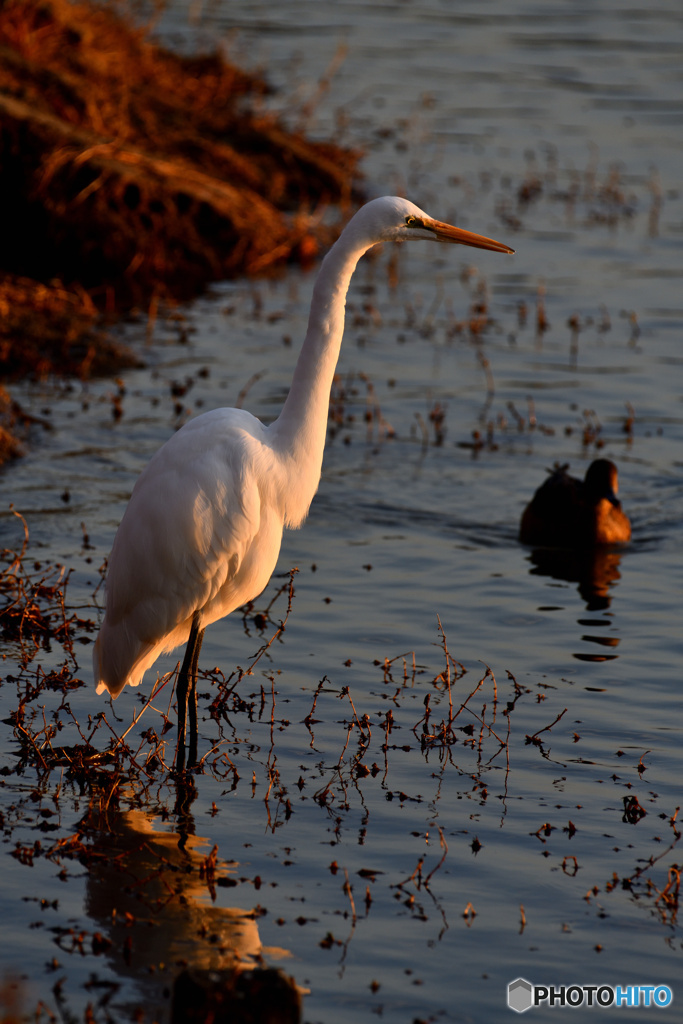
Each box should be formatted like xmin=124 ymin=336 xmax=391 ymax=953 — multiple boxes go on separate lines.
xmin=93 ymin=195 xmax=514 ymax=766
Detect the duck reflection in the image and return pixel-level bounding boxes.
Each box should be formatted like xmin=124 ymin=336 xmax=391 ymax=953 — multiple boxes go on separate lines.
xmin=526 ymin=544 xmax=625 ymax=612
xmin=77 ymin=780 xmax=296 ymax=1020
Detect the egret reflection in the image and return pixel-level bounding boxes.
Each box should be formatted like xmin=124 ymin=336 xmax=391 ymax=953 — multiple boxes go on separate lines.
xmin=76 ymin=782 xmax=297 ymax=1021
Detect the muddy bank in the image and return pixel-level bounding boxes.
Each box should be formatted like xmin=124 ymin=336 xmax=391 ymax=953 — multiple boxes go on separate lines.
xmin=0 ymin=0 xmax=362 ymax=460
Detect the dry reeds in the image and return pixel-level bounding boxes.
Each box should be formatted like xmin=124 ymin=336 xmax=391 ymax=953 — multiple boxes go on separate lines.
xmin=0 ymin=0 xmax=361 ymax=303
xmin=0 ymin=0 xmax=362 ymax=461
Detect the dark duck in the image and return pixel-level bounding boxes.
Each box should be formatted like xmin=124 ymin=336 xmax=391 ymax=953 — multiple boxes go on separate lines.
xmin=519 ymin=459 xmax=631 ymax=548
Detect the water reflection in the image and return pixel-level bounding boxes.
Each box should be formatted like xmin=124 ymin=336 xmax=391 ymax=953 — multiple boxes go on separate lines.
xmin=77 ymin=781 xmax=295 ymax=1017
xmin=526 ymin=545 xmax=624 ymax=613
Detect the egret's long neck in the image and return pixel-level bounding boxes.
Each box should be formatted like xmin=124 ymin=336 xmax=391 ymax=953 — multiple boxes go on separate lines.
xmin=272 ymin=228 xmax=371 ymax=521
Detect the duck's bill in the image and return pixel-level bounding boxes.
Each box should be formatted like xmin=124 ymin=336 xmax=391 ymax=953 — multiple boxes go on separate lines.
xmin=429 ymin=219 xmax=515 ymax=254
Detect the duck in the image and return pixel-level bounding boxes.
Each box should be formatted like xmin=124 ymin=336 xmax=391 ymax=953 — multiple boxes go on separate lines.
xmin=519 ymin=459 xmax=631 ymax=548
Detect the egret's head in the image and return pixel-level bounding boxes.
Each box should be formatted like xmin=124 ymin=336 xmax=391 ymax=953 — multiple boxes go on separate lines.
xmin=356 ymin=196 xmax=515 ymax=254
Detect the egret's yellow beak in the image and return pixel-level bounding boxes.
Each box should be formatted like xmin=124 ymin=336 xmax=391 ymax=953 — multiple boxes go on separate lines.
xmin=427 ymin=218 xmax=515 ymax=254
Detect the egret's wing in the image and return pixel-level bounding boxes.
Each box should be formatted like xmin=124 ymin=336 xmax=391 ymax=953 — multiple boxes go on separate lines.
xmin=109 ymin=425 xmax=265 ymax=631
xmin=95 ymin=412 xmax=279 ymax=694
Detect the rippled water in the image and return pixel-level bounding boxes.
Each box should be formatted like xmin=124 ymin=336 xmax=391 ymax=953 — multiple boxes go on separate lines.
xmin=2 ymin=2 xmax=683 ymax=1021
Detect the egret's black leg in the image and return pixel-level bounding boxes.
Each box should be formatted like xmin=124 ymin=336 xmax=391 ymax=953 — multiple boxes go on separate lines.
xmin=187 ymin=624 xmax=204 ymax=767
xmin=175 ymin=612 xmax=204 ymax=770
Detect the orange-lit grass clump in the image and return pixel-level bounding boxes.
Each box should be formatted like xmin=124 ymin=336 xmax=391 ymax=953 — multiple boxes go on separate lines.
xmin=0 ymin=0 xmax=362 ymax=460
xmin=0 ymin=0 xmax=361 ymax=301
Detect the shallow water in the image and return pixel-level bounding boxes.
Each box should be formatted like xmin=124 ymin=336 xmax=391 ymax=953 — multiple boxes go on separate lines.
xmin=2 ymin=1 xmax=683 ymax=1021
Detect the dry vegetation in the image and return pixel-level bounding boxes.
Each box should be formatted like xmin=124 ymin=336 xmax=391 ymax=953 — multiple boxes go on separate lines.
xmin=0 ymin=0 xmax=362 ymax=460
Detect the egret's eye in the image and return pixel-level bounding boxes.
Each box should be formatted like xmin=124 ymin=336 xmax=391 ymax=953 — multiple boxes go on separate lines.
xmin=404 ymin=214 xmax=424 ymax=228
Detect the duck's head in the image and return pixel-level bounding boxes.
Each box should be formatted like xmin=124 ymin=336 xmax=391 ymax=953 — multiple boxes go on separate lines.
xmin=584 ymin=459 xmax=621 ymax=509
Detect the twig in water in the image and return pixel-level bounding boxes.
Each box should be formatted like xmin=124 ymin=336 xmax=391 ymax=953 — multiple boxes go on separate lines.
xmin=436 ymin=615 xmax=454 ymax=723
xmin=526 ymin=708 xmax=568 ymax=743
xmin=340 ymin=686 xmax=369 ymax=737
xmin=343 ymin=867 xmax=357 ymax=925
xmin=462 ymin=901 xmax=476 ymax=925
xmin=212 ymin=568 xmax=299 ymax=712
xmin=424 ymin=827 xmax=448 ymax=886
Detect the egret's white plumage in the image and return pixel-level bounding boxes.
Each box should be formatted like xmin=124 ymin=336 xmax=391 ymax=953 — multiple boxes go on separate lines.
xmin=94 ymin=407 xmax=284 ymax=696
xmin=93 ymin=196 xmax=513 ymax=756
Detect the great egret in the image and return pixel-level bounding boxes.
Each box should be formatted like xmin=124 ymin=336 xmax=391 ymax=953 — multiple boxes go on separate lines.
xmin=93 ymin=195 xmax=514 ymax=767
xmin=519 ymin=459 xmax=631 ymax=548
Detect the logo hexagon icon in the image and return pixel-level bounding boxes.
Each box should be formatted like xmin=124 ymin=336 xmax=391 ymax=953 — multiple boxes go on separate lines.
xmin=508 ymin=978 xmax=533 ymax=1013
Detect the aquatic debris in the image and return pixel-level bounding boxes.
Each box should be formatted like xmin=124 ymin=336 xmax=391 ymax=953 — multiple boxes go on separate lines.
xmin=0 ymin=510 xmax=94 ymax=669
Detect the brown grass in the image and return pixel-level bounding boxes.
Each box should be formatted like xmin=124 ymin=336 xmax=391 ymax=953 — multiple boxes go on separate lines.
xmin=0 ymin=0 xmax=361 ymax=300
xmin=0 ymin=0 xmax=363 ymax=461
